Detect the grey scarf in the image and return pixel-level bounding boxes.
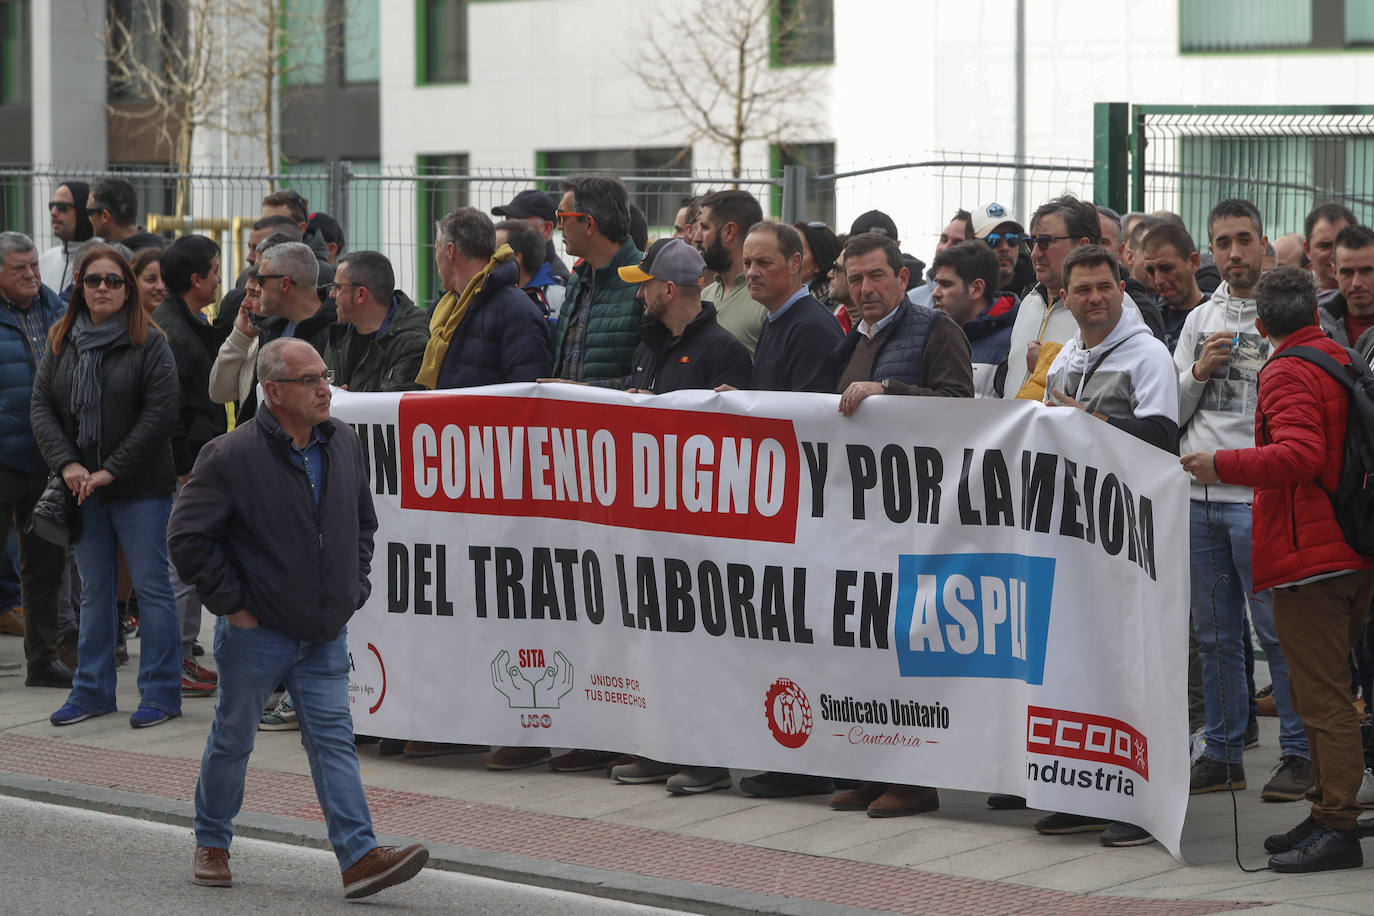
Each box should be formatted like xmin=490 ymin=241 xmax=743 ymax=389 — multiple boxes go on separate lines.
xmin=69 ymin=310 xmax=129 ymax=450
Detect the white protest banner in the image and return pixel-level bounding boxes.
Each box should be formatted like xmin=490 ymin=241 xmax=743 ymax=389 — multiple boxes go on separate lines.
xmin=334 ymin=383 xmax=1189 ymax=857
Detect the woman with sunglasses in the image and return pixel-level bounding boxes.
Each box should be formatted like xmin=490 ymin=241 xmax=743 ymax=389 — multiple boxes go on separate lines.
xmin=30 ymin=245 xmax=182 ymax=728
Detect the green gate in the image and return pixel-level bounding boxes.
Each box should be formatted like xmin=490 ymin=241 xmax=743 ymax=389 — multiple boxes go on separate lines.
xmin=1094 ymin=103 xmax=1374 ymax=242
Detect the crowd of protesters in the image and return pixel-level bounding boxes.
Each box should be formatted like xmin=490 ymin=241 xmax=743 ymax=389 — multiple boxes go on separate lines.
xmin=3 ymin=173 xmax=1374 ymax=878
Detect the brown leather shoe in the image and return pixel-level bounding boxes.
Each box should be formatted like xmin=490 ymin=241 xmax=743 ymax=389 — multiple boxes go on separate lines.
xmin=342 ymin=844 xmax=429 ymax=899
xmin=487 ymin=745 xmax=552 ymax=770
xmin=0 ymin=607 xmax=24 ymax=637
xmin=829 ymin=781 xmax=889 ymax=811
xmin=192 ymin=845 xmax=231 ymax=887
xmin=867 ymin=784 xmax=940 ymax=818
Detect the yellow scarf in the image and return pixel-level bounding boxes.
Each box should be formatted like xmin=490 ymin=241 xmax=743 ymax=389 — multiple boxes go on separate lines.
xmin=415 ymin=245 xmax=516 ymax=390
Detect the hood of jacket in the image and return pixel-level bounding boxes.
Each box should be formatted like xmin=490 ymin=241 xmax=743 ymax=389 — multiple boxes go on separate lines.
xmin=1060 ymin=300 xmax=1153 ymax=387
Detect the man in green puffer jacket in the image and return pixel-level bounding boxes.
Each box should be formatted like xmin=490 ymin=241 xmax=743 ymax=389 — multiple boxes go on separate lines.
xmin=550 ymin=175 xmax=643 ymax=383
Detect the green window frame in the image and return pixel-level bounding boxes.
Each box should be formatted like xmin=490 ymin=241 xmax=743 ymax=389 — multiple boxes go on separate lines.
xmin=416 ymin=153 xmax=470 ymax=305
xmin=0 ymin=0 xmax=30 ymax=105
xmin=416 ymin=0 xmax=469 ymax=85
xmin=1180 ymin=0 xmax=1374 ymax=52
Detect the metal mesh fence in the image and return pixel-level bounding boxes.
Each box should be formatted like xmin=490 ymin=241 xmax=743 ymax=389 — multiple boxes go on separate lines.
xmin=1137 ymin=110 xmax=1374 ymax=244
xmin=820 ymin=153 xmax=1095 ymax=257
xmin=2 ymin=155 xmax=1106 ymax=303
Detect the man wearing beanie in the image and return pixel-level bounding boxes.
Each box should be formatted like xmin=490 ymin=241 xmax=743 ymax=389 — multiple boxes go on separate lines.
xmin=38 ymin=180 xmax=93 ymax=296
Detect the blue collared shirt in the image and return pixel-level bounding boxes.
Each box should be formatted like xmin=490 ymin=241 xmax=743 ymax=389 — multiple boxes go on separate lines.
xmin=767 ymin=286 xmax=810 ymax=323
xmin=287 ymin=426 xmax=328 ymax=503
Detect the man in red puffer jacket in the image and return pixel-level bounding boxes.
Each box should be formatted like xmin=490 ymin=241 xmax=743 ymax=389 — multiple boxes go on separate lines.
xmin=1182 ymin=264 xmax=1374 ymax=873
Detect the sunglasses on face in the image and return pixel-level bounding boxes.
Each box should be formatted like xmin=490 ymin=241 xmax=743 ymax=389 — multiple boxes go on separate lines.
xmin=1028 ymin=234 xmax=1073 ymax=251
xmin=984 ymin=232 xmax=1023 ymax=249
xmin=82 ymin=273 xmax=126 ymax=290
xmin=48 ymin=201 xmax=74 ymax=213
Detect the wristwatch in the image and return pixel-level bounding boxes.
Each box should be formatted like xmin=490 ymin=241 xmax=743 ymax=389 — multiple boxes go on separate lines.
xmin=881 ymin=378 xmax=893 ymax=392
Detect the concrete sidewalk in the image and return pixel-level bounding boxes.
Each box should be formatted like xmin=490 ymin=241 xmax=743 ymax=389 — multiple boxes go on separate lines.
xmin=0 ymin=630 xmax=1370 ymax=915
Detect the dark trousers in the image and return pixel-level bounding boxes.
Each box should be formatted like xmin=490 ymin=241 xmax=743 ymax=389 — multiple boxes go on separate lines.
xmin=0 ymin=465 xmax=65 ymax=667
xmin=1274 ymin=569 xmax=1374 ymax=831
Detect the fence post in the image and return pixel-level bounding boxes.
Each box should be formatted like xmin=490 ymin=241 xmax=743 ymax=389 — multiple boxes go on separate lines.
xmin=1130 ymin=107 xmax=1146 ymax=214
xmin=1093 ymin=102 xmax=1129 ymax=214
xmin=781 ymin=165 xmax=806 ymax=223
xmin=330 ymin=159 xmax=351 ymax=230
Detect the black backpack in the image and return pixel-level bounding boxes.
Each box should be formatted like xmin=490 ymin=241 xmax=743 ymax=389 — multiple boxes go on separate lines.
xmin=1268 ymin=345 xmax=1374 ymax=555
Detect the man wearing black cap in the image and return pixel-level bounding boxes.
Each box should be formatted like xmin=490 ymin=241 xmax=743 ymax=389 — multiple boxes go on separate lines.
xmin=618 ymin=238 xmax=751 ymax=392
xmin=39 ymin=181 xmax=93 ymax=296
xmin=492 ymin=190 xmax=570 ymax=314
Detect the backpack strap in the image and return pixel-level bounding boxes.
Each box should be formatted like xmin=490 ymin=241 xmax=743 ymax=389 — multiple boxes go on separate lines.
xmin=1267 ymin=344 xmax=1366 ymax=391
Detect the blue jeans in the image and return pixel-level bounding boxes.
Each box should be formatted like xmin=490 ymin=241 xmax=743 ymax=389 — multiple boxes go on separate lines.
xmin=1190 ymin=500 xmax=1308 ymax=763
xmin=194 ymin=617 xmax=376 ymax=870
xmin=68 ymin=492 xmax=181 ymax=716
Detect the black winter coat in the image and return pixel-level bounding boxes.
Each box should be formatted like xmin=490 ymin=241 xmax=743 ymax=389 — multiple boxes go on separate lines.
xmin=167 ymin=407 xmax=376 ymax=644
xmin=30 ymin=326 xmax=179 ymax=503
xmin=152 ymin=294 xmax=229 ymax=474
xmin=238 ymin=299 xmax=339 ymax=421
xmin=435 ymin=260 xmax=553 ymax=388
xmin=628 ymin=303 xmax=752 ymax=393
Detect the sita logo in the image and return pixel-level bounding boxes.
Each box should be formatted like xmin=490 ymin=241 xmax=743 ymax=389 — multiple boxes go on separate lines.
xmin=764 ymin=677 xmax=813 ymax=748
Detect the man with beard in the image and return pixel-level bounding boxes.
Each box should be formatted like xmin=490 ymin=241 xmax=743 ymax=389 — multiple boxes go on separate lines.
xmin=695 ymin=189 xmax=767 ymax=356
xmin=38 ymin=181 xmax=93 ymax=296
xmin=1175 ymin=199 xmax=1313 ymax=807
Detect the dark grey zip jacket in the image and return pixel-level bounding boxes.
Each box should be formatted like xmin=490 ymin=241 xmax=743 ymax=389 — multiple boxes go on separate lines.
xmin=167 ymin=405 xmax=377 ymax=643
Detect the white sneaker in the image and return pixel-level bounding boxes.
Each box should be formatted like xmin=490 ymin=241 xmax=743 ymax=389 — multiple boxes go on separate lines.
xmin=1359 ymin=768 xmax=1374 ymax=808
xmin=1189 ymin=727 xmax=1207 ymax=763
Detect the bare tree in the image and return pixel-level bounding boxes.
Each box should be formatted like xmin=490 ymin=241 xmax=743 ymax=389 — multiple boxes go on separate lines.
xmin=102 ymin=0 xmax=363 ymax=213
xmin=629 ymin=0 xmax=829 ymax=179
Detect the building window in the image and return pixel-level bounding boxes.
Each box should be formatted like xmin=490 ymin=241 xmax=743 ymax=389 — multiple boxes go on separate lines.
xmin=419 ymin=0 xmax=469 ymax=84
xmin=539 ymin=147 xmax=693 ymax=234
xmin=772 ymin=142 xmax=835 ymax=228
xmin=773 ymin=0 xmax=833 ymax=66
xmin=417 ymin=153 xmax=470 ymax=304
xmin=0 ymin=0 xmax=30 ymax=105
xmin=284 ymin=0 xmax=379 ymax=87
xmin=107 ymin=0 xmax=183 ymax=103
xmin=1180 ymin=0 xmax=1373 ymax=51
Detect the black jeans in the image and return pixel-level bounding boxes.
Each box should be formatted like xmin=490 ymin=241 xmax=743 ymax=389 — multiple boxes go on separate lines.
xmin=0 ymin=465 xmax=66 ymax=666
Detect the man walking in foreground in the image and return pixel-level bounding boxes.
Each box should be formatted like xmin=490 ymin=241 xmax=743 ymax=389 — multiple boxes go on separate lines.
xmin=168 ymin=338 xmax=429 ymax=898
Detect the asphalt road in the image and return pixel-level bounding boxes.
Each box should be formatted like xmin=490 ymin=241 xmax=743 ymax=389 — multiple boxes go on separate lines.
xmin=0 ymin=794 xmax=693 ymax=914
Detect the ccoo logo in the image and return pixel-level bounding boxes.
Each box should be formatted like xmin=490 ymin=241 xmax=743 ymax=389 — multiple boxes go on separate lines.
xmin=764 ymin=677 xmax=813 ymax=748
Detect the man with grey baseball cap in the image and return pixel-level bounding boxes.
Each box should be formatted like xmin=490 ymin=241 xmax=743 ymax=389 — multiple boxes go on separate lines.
xmin=616 ymin=238 xmax=751 ymax=393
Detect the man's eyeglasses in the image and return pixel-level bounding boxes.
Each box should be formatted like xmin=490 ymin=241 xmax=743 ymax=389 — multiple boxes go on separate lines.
xmin=326 ymin=282 xmax=363 ymax=295
xmin=81 ymin=273 xmax=126 ymax=290
xmin=257 ymin=273 xmax=290 ymax=284
xmin=269 ymin=370 xmax=335 ymax=388
xmin=1027 ymin=234 xmax=1073 ymax=251
xmin=88 ymin=201 xmax=109 ymax=214
xmin=555 ymin=210 xmax=589 ymax=223
xmin=984 ymin=232 xmax=1023 ymax=249
xmin=48 ymin=201 xmax=74 ymax=213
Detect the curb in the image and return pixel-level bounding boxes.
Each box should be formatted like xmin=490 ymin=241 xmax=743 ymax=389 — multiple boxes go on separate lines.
xmin=0 ymin=769 xmax=891 ymax=916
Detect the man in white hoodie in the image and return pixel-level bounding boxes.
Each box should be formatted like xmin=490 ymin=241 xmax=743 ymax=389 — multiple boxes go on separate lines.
xmin=1043 ymin=245 xmax=1178 ymax=452
xmin=1034 ymin=244 xmax=1178 ymax=849
xmin=1176 ymin=198 xmax=1312 ymax=804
